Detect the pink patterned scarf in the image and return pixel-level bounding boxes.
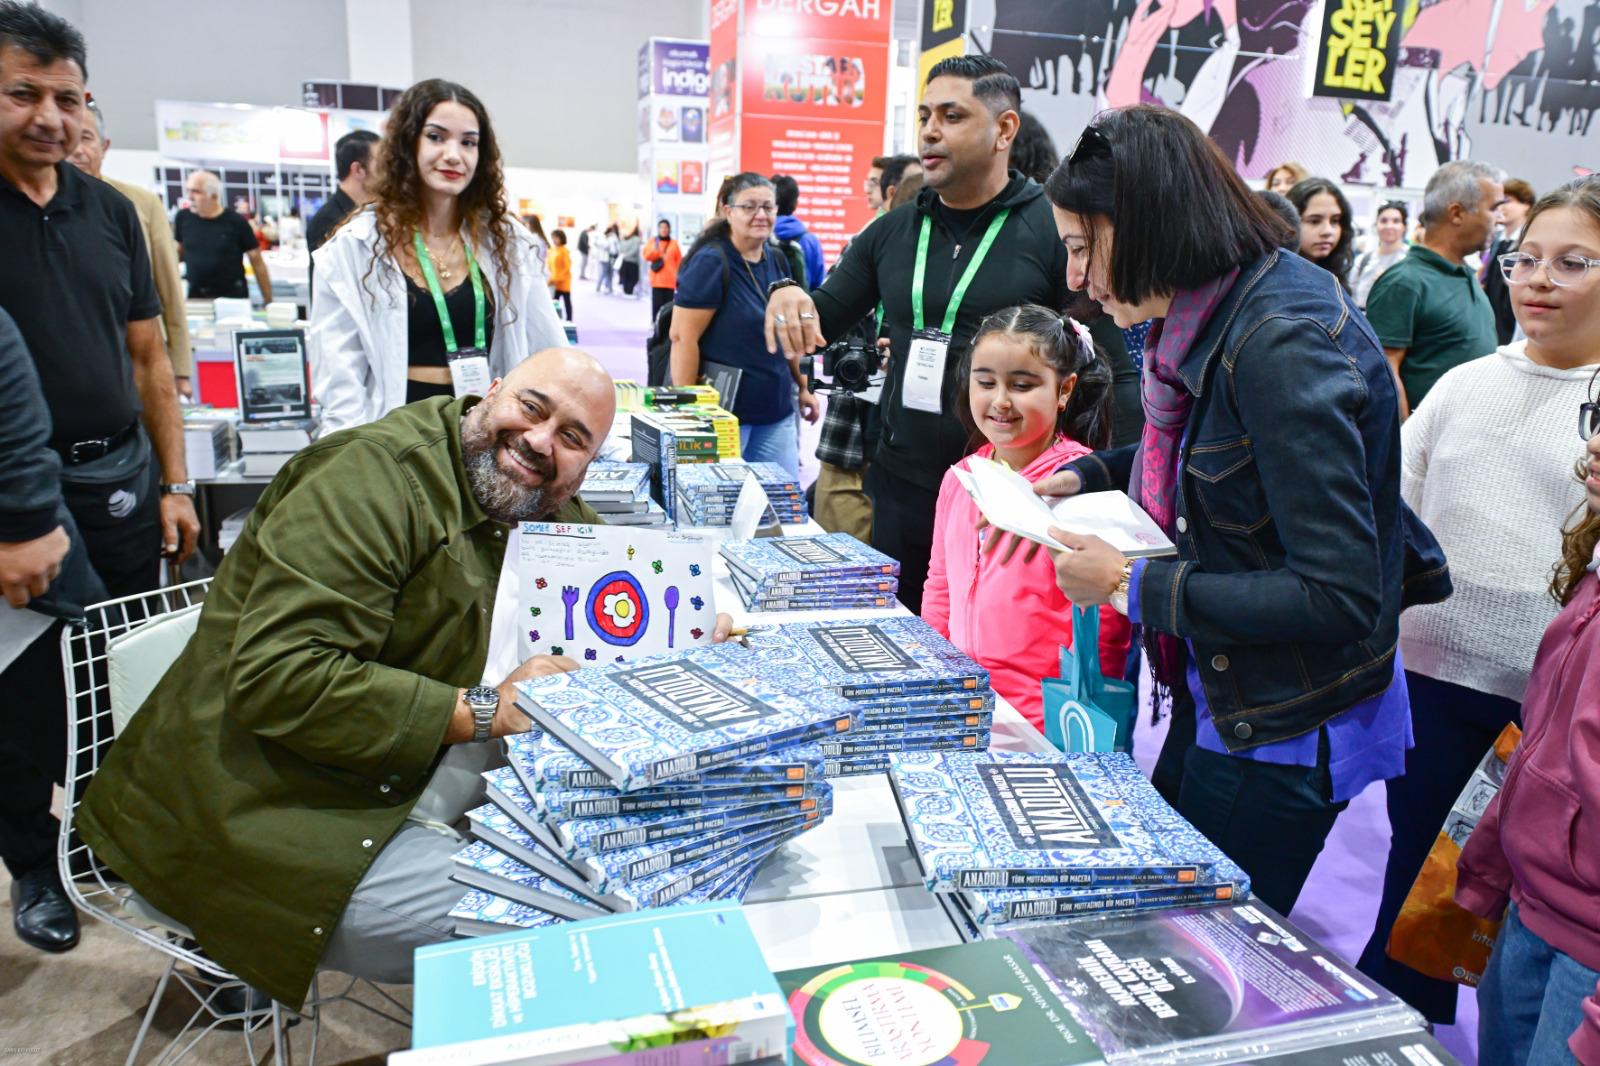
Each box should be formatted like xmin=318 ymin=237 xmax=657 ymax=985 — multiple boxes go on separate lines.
xmin=1129 ymin=268 xmax=1240 ymax=683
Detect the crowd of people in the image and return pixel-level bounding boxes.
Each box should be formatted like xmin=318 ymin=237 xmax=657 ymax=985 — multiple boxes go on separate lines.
xmin=2 ymin=1 xmax=1598 ymax=1061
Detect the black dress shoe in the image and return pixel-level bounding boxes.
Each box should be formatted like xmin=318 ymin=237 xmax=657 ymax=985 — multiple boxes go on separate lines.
xmin=10 ymin=865 xmax=80 ymax=953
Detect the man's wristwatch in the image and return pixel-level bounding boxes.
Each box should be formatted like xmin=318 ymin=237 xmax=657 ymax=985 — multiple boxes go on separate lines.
xmin=160 ymin=481 xmax=197 ymax=497
xmin=465 ymin=686 xmax=499 ymax=742
xmin=767 ymin=277 xmax=800 ymax=297
xmin=1109 ymin=559 xmax=1134 ymax=616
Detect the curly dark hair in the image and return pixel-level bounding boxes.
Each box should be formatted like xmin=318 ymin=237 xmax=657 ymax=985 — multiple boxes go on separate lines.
xmin=361 ymin=78 xmax=518 ymax=318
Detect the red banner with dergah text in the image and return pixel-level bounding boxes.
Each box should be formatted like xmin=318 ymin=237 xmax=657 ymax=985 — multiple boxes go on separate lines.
xmin=708 ymin=0 xmax=892 ymax=263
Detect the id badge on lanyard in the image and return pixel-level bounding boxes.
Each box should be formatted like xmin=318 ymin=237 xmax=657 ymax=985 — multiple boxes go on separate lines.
xmin=414 ymin=230 xmax=491 ymax=398
xmin=902 ymin=209 xmax=1010 ymax=415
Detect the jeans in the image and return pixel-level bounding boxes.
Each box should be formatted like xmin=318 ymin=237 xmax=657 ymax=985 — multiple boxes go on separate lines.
xmin=1479 ymin=902 xmax=1600 ymax=1066
xmin=596 ymin=262 xmax=614 ymax=293
xmin=739 ymin=413 xmax=800 ymax=481
xmin=1168 ymin=726 xmax=1348 ymax=915
xmin=1358 ymin=670 xmax=1521 ymax=1024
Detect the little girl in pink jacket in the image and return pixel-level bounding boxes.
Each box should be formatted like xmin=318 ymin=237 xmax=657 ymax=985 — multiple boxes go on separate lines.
xmin=922 ymin=306 xmax=1131 ymax=729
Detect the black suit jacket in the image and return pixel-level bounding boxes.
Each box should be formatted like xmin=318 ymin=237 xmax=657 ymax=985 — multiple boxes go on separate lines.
xmin=1482 ymin=235 xmax=1518 ymax=346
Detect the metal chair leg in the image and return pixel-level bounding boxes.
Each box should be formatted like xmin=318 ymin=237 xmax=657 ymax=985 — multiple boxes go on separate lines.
xmin=125 ymin=957 xmax=178 ymax=1066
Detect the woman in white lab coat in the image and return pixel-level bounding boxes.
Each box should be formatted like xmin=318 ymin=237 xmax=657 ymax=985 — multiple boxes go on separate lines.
xmin=309 ymin=78 xmax=566 ymax=436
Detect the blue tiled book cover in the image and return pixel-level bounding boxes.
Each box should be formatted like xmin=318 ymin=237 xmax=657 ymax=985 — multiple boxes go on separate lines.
xmin=448 ymin=841 xmax=619 ymax=920
xmin=719 ymin=532 xmax=898 ymax=584
xmin=822 ymin=753 xmax=899 ymax=777
xmin=481 ymin=768 xmax=584 ymax=864
xmin=889 ymin=751 xmax=1232 ymax=892
xmin=580 ymin=805 xmax=825 ymax=894
xmin=558 ymin=790 xmax=831 ymax=858
xmin=742 ymin=618 xmax=989 ymax=699
xmin=960 ymin=860 xmax=1250 ymax=925
xmin=447 ymin=888 xmax=565 ymax=936
xmin=465 ymin=800 xmax=604 ymax=892
xmin=512 ymin=643 xmax=860 ymax=791
xmin=508 ymin=730 xmax=823 ymax=792
xmin=728 ymin=567 xmax=893 ymax=611
xmin=734 ymin=575 xmax=898 ymax=598
xmin=578 ymin=460 xmax=650 ymax=502
xmin=408 ymin=902 xmax=791 ymax=1062
xmin=819 ymin=731 xmax=990 ymax=759
xmin=609 ymin=817 xmax=812 ymax=910
xmin=677 ymin=461 xmax=801 ymax=496
xmin=536 ymin=778 xmax=824 ymax=820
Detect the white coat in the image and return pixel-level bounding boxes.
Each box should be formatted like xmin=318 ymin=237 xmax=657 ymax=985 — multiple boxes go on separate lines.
xmin=308 ymin=208 xmax=569 ymax=436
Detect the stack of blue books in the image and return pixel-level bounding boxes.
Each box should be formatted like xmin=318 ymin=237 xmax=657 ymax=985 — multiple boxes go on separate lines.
xmin=888 ymin=750 xmax=1250 ymax=934
xmin=578 ymin=460 xmax=669 ymax=527
xmin=447 ymin=642 xmax=856 ymax=935
xmin=675 ymin=461 xmax=806 ymax=526
xmin=742 ymin=617 xmax=994 ymax=776
xmin=719 ymin=532 xmax=901 ymax=612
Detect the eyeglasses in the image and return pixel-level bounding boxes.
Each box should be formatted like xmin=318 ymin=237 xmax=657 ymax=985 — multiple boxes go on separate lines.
xmin=1582 ymin=401 xmax=1599 ymax=440
xmin=1067 ymin=124 xmax=1111 ymax=167
xmin=1498 ymin=252 xmax=1600 ymax=287
xmin=729 ymin=202 xmax=778 ymax=216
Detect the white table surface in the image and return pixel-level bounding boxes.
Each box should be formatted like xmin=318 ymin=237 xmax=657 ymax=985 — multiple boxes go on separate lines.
xmin=703 ymin=543 xmax=1053 ymax=970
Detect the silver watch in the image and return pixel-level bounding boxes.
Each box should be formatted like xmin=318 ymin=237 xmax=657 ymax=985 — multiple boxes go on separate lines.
xmin=160 ymin=480 xmax=197 ymax=496
xmin=465 ymin=686 xmax=499 ymax=742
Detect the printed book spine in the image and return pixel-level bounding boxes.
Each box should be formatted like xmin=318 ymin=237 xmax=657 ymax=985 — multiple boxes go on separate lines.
xmin=965 ymin=878 xmax=1246 ymax=925
xmin=628 ymin=716 xmax=855 ymax=790
xmin=448 ymin=865 xmax=617 ymax=922
xmin=819 ymin=731 xmax=990 ymax=759
xmin=834 ymin=676 xmax=988 ymax=700
xmin=563 ymin=796 xmax=827 ymax=857
xmin=484 ymin=783 xmax=590 ymax=876
xmin=467 ymin=818 xmax=605 ymax=892
xmin=604 ymin=807 xmax=822 ymax=889
xmin=615 ymin=821 xmax=805 ymax=910
xmin=548 ymin=758 xmax=818 ymax=791
xmin=855 ymin=713 xmax=993 ymax=737
xmin=541 ymin=780 xmax=821 ymax=820
xmin=949 ymin=864 xmax=1213 ymax=892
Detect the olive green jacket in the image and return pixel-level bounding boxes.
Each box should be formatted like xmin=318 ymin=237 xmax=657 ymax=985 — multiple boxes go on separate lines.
xmin=77 ymin=396 xmax=600 ymax=1008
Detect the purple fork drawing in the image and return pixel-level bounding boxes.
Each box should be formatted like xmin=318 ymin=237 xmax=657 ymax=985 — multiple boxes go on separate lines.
xmin=561 ymin=586 xmax=579 ymax=640
xmin=664 ymin=586 xmax=680 ymax=648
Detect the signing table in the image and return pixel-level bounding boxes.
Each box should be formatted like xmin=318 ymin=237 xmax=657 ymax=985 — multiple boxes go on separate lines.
xmin=701 ymin=522 xmax=1051 ymax=972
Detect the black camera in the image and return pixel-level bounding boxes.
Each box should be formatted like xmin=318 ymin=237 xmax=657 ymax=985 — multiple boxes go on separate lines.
xmin=800 ymin=339 xmax=882 ymax=394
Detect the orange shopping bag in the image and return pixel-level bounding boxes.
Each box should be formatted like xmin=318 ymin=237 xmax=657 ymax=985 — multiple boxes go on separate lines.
xmin=1385 ymin=722 xmax=1521 ymax=986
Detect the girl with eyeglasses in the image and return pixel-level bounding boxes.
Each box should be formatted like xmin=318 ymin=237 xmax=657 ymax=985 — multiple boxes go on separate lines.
xmin=668 ymin=173 xmax=819 ymax=477
xmin=1454 ymin=380 xmax=1600 ymax=1064
xmin=1359 ymin=178 xmax=1600 ymax=1027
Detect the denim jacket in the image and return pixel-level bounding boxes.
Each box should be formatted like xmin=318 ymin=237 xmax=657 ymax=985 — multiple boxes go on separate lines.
xmin=1068 ymin=251 xmax=1451 ymax=751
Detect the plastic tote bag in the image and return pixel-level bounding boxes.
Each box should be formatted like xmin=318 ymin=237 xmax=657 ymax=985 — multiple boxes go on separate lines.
xmin=1386 ymin=722 xmax=1521 ymax=986
xmin=1042 ymin=606 xmax=1137 ymax=753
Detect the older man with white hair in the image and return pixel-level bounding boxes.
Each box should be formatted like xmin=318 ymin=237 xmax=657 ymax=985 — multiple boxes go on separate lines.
xmin=1365 ymin=159 xmax=1505 ymax=419
xmin=175 ymin=167 xmax=274 ymax=302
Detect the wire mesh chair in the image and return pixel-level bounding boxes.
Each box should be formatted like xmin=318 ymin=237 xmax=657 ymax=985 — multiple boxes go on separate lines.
xmin=57 ymin=578 xmax=411 ymax=1065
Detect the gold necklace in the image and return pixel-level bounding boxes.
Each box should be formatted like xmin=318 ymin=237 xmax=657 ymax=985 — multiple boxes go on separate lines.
xmin=422 ymin=233 xmax=461 ymax=282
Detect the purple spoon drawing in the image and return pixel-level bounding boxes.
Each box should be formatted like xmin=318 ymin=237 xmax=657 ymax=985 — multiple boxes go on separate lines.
xmin=561 ymin=586 xmax=579 ymax=640
xmin=664 ymin=586 xmax=680 ymax=648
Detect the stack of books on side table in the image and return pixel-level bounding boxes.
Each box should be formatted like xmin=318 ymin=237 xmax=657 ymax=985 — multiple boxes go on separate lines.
xmin=576 ymin=460 xmax=667 ymax=528
xmin=235 ymin=417 xmax=316 ymax=478
xmin=676 ymin=461 xmax=805 ymax=526
xmin=719 ymin=532 xmax=900 ymax=612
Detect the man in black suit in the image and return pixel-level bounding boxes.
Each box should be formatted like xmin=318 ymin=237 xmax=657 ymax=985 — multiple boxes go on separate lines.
xmin=306 ymin=129 xmax=380 ymax=306
xmin=1483 ymin=178 xmax=1535 ymax=345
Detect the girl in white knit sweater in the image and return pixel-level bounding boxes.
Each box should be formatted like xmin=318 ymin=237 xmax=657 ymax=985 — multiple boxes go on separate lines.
xmin=1359 ymin=178 xmax=1600 ymax=1024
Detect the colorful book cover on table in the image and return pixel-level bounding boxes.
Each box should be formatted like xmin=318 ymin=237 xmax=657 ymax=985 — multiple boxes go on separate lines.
xmin=776 ymin=939 xmax=1103 ymax=1066
xmin=890 ymin=751 xmax=1233 ymax=892
xmin=513 ymin=643 xmax=861 ymax=791
xmin=405 ymin=902 xmax=791 ymax=1065
xmin=1007 ymin=901 xmax=1412 ymax=1061
xmin=508 ymin=731 xmax=823 ymax=792
xmin=720 ymin=532 xmax=899 ymax=584
xmin=742 ymin=618 xmax=989 ymax=699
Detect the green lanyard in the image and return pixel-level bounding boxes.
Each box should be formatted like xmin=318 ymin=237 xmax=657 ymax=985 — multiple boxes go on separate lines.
xmin=412 ymin=229 xmax=487 ymax=352
xmin=911 ymin=208 xmax=1011 ymax=334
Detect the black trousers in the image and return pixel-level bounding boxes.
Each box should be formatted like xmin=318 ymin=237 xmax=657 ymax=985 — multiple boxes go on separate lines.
xmin=863 ymin=463 xmax=938 ymax=615
xmin=555 ymin=290 xmax=573 ymax=321
xmin=0 ymin=463 xmax=160 ymax=878
xmin=619 ymin=260 xmax=641 ymax=296
xmin=1357 ymin=670 xmax=1521 ymax=1024
xmin=650 ymin=286 xmax=674 ymax=322
xmin=1154 ymin=668 xmax=1349 ymax=917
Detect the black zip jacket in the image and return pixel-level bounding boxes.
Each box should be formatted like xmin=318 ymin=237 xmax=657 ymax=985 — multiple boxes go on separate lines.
xmin=812 ymin=172 xmax=1069 ymax=491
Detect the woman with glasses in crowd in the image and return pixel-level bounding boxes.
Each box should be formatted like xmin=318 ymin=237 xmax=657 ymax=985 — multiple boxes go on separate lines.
xmin=309 ymin=79 xmax=565 ymax=435
xmin=996 ymin=107 xmax=1449 ymax=916
xmin=1359 ymin=178 xmax=1600 ymax=1027
xmin=668 ymin=173 xmax=819 ymax=477
xmin=1288 ymin=177 xmax=1356 ymax=290
xmin=1351 ymin=200 xmax=1411 ymax=310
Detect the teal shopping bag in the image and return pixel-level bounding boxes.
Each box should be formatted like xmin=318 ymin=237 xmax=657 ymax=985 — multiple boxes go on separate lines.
xmin=1042 ymin=605 xmax=1137 ymax=753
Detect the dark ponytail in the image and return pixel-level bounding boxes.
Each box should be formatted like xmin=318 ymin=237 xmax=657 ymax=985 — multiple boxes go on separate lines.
xmin=957 ymin=304 xmax=1116 ymax=452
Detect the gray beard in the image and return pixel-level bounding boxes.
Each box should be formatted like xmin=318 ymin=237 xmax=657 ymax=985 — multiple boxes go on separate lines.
xmin=461 ymin=413 xmax=558 ymax=524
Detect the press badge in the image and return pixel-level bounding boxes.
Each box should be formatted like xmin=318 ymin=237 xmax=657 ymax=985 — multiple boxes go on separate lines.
xmin=447 ymin=348 xmax=492 ymax=398
xmin=901 ymin=329 xmax=949 ymax=413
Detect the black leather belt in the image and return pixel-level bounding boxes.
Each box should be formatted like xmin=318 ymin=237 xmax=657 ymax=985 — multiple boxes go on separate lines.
xmin=55 ymin=421 xmax=137 ymax=465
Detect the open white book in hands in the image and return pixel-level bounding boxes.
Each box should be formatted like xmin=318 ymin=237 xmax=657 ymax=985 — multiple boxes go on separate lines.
xmin=953 ymin=455 xmax=1176 ymax=558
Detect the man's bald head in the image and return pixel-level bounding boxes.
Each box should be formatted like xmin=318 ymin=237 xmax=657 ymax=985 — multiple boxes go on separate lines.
xmin=461 ymin=347 xmax=616 ymax=524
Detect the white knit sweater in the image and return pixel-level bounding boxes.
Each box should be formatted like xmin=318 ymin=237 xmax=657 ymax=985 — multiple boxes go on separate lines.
xmin=1400 ymin=343 xmax=1600 ymax=701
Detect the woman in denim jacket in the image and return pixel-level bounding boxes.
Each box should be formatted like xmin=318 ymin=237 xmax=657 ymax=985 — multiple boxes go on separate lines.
xmin=994 ymin=106 xmax=1450 ymax=913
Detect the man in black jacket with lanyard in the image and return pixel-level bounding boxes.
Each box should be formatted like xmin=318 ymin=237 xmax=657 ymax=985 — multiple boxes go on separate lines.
xmin=766 ymin=55 xmax=1068 ymax=612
